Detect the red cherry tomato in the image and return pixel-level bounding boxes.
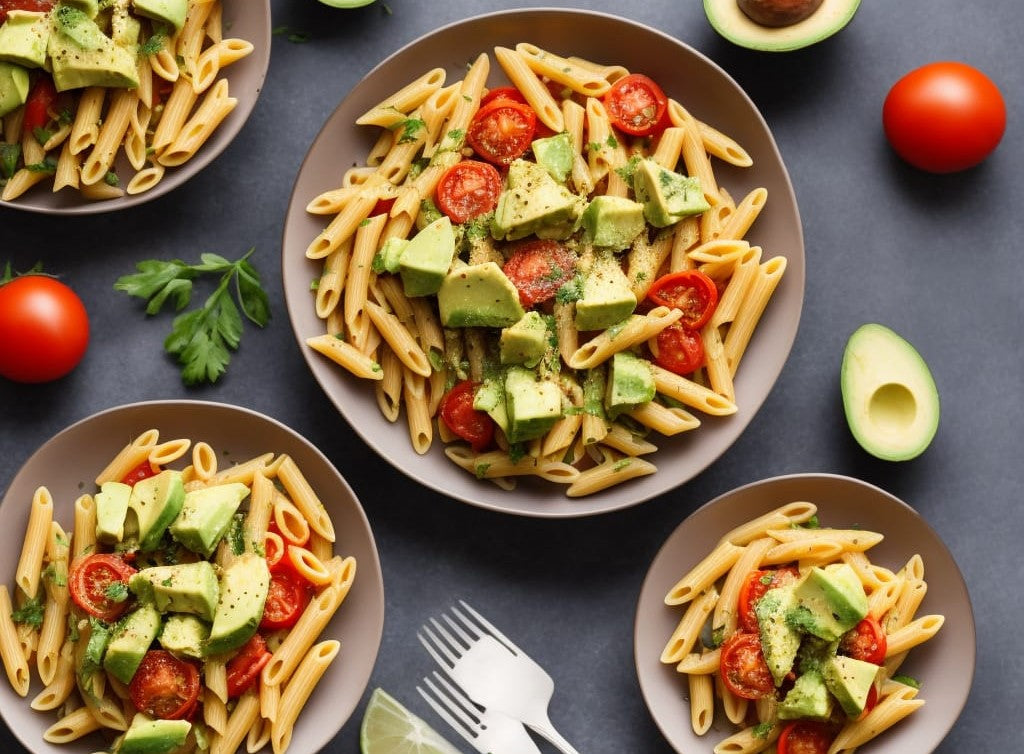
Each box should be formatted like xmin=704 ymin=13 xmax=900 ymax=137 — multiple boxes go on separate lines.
xmin=120 ymin=459 xmax=161 ymax=486
xmin=646 ymin=270 xmax=719 ymax=329
xmin=225 ymin=633 xmax=272 ymax=698
xmin=259 ymin=570 xmax=311 ymax=631
xmin=435 ymin=160 xmax=503 ymax=224
xmin=480 ymin=86 xmax=528 ymax=108
xmin=502 ymin=239 xmax=577 ymax=307
xmin=883 ymin=61 xmax=1006 ymax=173
xmin=23 ymin=74 xmax=57 ymax=133
xmin=777 ymin=720 xmax=837 ymax=754
xmin=69 ymin=554 xmax=136 ymax=622
xmin=839 ymin=615 xmax=887 ymax=666
xmin=467 ymin=99 xmax=537 ymax=165
xmin=0 ymin=274 xmax=89 ymax=383
xmin=0 ymin=0 xmax=53 ymax=23
xmin=651 ymin=322 xmax=705 ymax=375
xmin=737 ymin=566 xmax=801 ymax=633
xmin=129 ymin=650 xmax=200 ymax=720
xmin=719 ymin=631 xmax=775 ymax=700
xmin=439 ymin=380 xmax=495 ymax=453
xmin=371 ymin=197 xmax=395 ymax=216
xmin=603 ymin=73 xmax=669 ymax=136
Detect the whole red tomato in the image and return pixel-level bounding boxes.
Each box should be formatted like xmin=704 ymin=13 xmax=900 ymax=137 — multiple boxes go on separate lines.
xmin=883 ymin=61 xmax=1006 ymax=173
xmin=0 ymin=274 xmax=89 ymax=383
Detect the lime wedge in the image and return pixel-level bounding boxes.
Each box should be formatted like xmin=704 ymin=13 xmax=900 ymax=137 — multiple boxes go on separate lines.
xmin=360 ymin=688 xmax=463 ymax=754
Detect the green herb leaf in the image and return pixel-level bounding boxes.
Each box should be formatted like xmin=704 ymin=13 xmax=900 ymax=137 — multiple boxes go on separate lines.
xmin=103 ymin=582 xmax=129 ymax=603
xmin=11 ymin=596 xmax=44 ymax=629
xmin=891 ymin=674 xmax=921 ymax=689
xmin=0 ymin=143 xmax=21 ymax=179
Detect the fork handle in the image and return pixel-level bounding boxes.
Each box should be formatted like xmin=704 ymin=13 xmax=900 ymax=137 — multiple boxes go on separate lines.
xmin=527 ymin=720 xmax=581 ymax=754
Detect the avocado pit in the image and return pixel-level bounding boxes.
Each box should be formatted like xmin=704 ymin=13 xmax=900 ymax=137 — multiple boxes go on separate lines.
xmin=737 ymin=0 xmax=825 ymax=27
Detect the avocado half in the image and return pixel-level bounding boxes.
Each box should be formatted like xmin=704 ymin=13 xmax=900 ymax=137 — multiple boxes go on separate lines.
xmin=840 ymin=323 xmax=939 ymax=462
xmin=704 ymin=0 xmax=861 ymax=52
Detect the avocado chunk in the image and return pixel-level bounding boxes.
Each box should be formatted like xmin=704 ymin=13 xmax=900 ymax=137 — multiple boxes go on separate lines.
xmin=438 ymin=261 xmax=526 ymax=328
xmin=95 ymin=481 xmax=132 ymax=544
xmin=841 ymin=323 xmax=940 ymax=461
xmin=63 ymin=0 xmax=100 ymax=17
xmin=48 ymin=6 xmax=140 ymax=92
xmin=581 ymin=195 xmax=646 ymax=250
xmin=130 ymin=561 xmax=220 ymax=622
xmin=128 ymin=470 xmax=185 ymax=552
xmin=374 ymin=236 xmax=409 ymax=274
xmin=754 ymin=584 xmax=802 ymax=685
xmin=704 ymin=0 xmax=861 ymax=52
xmin=574 ymin=250 xmax=637 ymax=331
xmin=205 ymin=552 xmax=270 ymax=656
xmin=605 ymin=351 xmax=655 ymax=419
xmin=103 ymin=604 xmax=162 ymax=684
xmin=823 ymin=655 xmax=880 ymax=717
xmin=633 ymin=158 xmax=710 ymax=228
xmin=0 ymin=10 xmax=50 ymax=69
xmin=159 ymin=613 xmax=209 ymax=660
xmin=472 ymin=376 xmax=510 ymax=434
xmin=778 ymin=670 xmax=833 ymax=721
xmin=132 ymin=0 xmax=188 ymax=31
xmin=399 ymin=215 xmax=457 ymax=297
xmin=0 ymin=61 xmax=29 ymax=117
xmin=788 ymin=564 xmax=868 ymax=641
xmin=500 ymin=311 xmax=550 ymax=368
xmin=491 ymin=158 xmax=585 ymax=241
xmin=169 ymin=482 xmax=250 ymax=558
xmin=118 ymin=713 xmax=191 ymax=754
xmin=531 ymin=131 xmax=573 ymax=183
xmin=504 ymin=366 xmax=563 ymax=443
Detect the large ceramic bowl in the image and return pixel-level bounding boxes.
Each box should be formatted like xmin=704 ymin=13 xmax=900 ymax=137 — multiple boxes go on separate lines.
xmin=634 ymin=473 xmax=974 ymax=753
xmin=0 ymin=400 xmax=384 ymax=754
xmin=1 ymin=0 xmax=271 ymax=215
xmin=282 ymin=8 xmax=805 ymax=517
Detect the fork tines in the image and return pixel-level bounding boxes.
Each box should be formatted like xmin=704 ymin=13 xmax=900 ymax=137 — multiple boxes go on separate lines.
xmin=418 ymin=600 xmax=521 ymax=666
xmin=416 ymin=671 xmax=483 ymax=745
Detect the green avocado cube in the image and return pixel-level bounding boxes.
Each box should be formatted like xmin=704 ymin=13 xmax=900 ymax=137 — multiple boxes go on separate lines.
xmin=103 ymin=604 xmax=162 ymax=685
xmin=128 ymin=470 xmax=185 ymax=552
xmin=824 ymin=655 xmax=880 ymax=717
xmin=399 ymin=215 xmax=456 ymax=297
xmin=778 ymin=670 xmax=833 ymax=722
xmin=500 ymin=312 xmax=549 ymax=368
xmin=438 ymin=261 xmax=525 ymax=328
xmin=169 ymin=482 xmax=250 ymax=558
xmin=504 ymin=367 xmax=563 ymax=443
xmin=48 ymin=6 xmax=139 ymax=92
xmin=205 ymin=553 xmax=270 ymax=656
xmin=491 ymin=158 xmax=585 ymax=241
xmin=0 ymin=10 xmax=50 ymax=69
xmin=159 ymin=614 xmax=210 ymax=660
xmin=472 ymin=376 xmax=509 ymax=433
xmin=581 ymin=195 xmax=646 ymax=250
xmin=95 ymin=481 xmax=132 ymax=544
xmin=633 ymin=157 xmax=710 ymax=228
xmin=531 ymin=131 xmax=573 ymax=183
xmin=754 ymin=584 xmax=802 ymax=685
xmin=574 ymin=251 xmax=637 ymax=331
xmin=789 ymin=564 xmax=869 ymax=641
xmin=132 ymin=0 xmax=189 ymax=31
xmin=605 ymin=351 xmax=655 ymax=419
xmin=0 ymin=61 xmax=30 ymax=118
xmin=119 ymin=713 xmax=191 ymax=754
xmin=374 ymin=236 xmax=409 ymax=274
xmin=130 ymin=561 xmax=220 ymax=622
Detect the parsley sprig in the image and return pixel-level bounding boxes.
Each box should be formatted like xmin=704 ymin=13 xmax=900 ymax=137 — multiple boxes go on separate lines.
xmin=114 ymin=249 xmax=270 ymax=385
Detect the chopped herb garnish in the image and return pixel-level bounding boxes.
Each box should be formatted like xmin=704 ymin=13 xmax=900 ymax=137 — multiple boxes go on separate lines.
xmin=752 ymin=721 xmax=774 ymax=738
xmin=104 ymin=582 xmax=129 ymax=603
xmin=891 ymin=674 xmax=920 ymax=689
xmin=612 ymin=458 xmax=632 ymax=472
xmin=139 ymin=32 xmax=166 ymax=55
xmin=395 ymin=117 xmax=426 ymax=144
xmin=0 ymin=143 xmax=21 ymax=179
xmin=474 ymin=463 xmax=491 ymax=479
xmin=104 ymin=171 xmax=120 ymax=187
xmin=507 ymin=443 xmax=526 ymax=464
xmin=33 ymin=127 xmax=53 ymax=146
xmin=11 ymin=596 xmax=44 ymax=629
xmin=26 ymin=156 xmax=58 ymax=174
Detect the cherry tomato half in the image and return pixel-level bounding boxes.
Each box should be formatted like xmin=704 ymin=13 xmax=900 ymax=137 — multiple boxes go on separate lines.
xmin=121 ymin=459 xmax=160 ymax=486
xmin=737 ymin=566 xmax=801 ymax=633
xmin=883 ymin=61 xmax=1006 ymax=173
xmin=502 ymin=239 xmax=577 ymax=308
xmin=719 ymin=631 xmax=775 ymax=700
xmin=839 ymin=615 xmax=887 ymax=666
xmin=0 ymin=274 xmax=89 ymax=383
xmin=129 ymin=650 xmax=200 ymax=720
xmin=22 ymin=73 xmax=57 ymax=133
xmin=651 ymin=322 xmax=705 ymax=375
xmin=69 ymin=554 xmax=136 ymax=622
xmin=777 ymin=720 xmax=837 ymax=754
xmin=435 ymin=160 xmax=503 ymax=224
xmin=603 ymin=73 xmax=669 ymax=137
xmin=259 ymin=570 xmax=311 ymax=631
xmin=467 ymin=99 xmax=537 ymax=166
xmin=439 ymin=380 xmax=495 ymax=453
xmin=646 ymin=270 xmax=719 ymax=330
xmin=225 ymin=633 xmax=272 ymax=698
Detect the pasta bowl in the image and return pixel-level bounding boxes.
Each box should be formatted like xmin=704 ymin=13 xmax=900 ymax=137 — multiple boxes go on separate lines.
xmin=281 ymin=8 xmax=805 ymax=517
xmin=0 ymin=400 xmax=384 ymax=754
xmin=634 ymin=473 xmax=974 ymax=753
xmin=0 ymin=0 xmax=271 ymax=215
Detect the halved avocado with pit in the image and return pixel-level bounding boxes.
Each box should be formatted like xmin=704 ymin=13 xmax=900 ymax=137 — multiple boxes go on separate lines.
xmin=704 ymin=0 xmax=861 ymax=52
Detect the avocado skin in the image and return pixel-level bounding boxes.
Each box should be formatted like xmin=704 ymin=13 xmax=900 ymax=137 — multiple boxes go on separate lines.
xmin=704 ymin=0 xmax=861 ymax=52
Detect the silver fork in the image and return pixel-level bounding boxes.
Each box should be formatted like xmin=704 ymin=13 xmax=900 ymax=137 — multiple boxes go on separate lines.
xmin=418 ymin=601 xmax=581 ymax=754
xmin=417 ymin=671 xmax=543 ymax=754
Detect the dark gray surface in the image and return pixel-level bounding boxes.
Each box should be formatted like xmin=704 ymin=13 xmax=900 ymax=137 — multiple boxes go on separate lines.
xmin=0 ymin=0 xmax=1019 ymax=751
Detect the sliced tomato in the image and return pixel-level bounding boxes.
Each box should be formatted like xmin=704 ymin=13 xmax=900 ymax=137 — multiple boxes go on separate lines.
xmin=480 ymin=86 xmax=528 ymax=108
xmin=439 ymin=380 xmax=495 ymax=453
xmin=435 ymin=160 xmax=502 ymax=224
xmin=719 ymin=631 xmax=775 ymax=700
xmin=371 ymin=197 xmax=395 ymax=216
xmin=502 ymin=239 xmax=577 ymax=307
xmin=120 ymin=459 xmax=160 ymax=486
xmin=603 ymin=73 xmax=669 ymax=136
xmin=225 ymin=633 xmax=272 ymax=698
xmin=777 ymin=720 xmax=837 ymax=754
xmin=259 ymin=570 xmax=311 ymax=631
xmin=467 ymin=99 xmax=537 ymax=166
xmin=839 ymin=616 xmax=887 ymax=665
xmin=69 ymin=554 xmax=136 ymax=622
xmin=129 ymin=650 xmax=200 ymax=720
xmin=651 ymin=322 xmax=705 ymax=375
xmin=23 ymin=73 xmax=57 ymax=134
xmin=738 ymin=566 xmax=801 ymax=633
xmin=646 ymin=270 xmax=719 ymax=329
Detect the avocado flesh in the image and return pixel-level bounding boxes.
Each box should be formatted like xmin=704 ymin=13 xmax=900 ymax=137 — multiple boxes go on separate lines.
xmin=205 ymin=552 xmax=270 ymax=656
xmin=128 ymin=470 xmax=185 ymax=552
xmin=823 ymin=655 xmax=879 ymax=717
xmin=0 ymin=10 xmax=50 ymax=69
xmin=841 ymin=323 xmax=939 ymax=461
xmin=0 ymin=62 xmax=30 ymax=117
xmin=704 ymin=0 xmax=861 ymax=52
xmin=605 ymin=351 xmax=655 ymax=419
xmin=119 ymin=714 xmax=191 ymax=754
xmin=103 ymin=604 xmax=162 ymax=684
xmin=48 ymin=6 xmax=140 ymax=91
xmin=778 ymin=670 xmax=833 ymax=721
